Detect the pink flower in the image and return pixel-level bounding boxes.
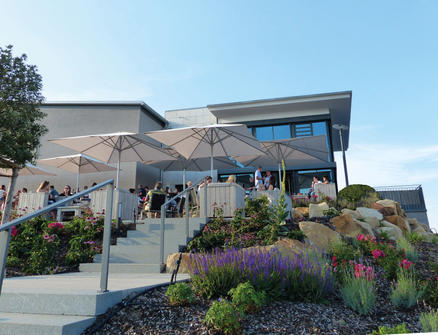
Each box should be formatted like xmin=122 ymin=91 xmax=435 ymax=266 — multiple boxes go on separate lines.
xmin=84 ymin=240 xmax=95 ymax=245
xmin=11 ymin=226 xmax=18 ymax=237
xmin=372 ymin=249 xmax=385 ymax=259
xmin=48 ymin=222 xmax=64 ymax=229
xmin=356 ymin=234 xmax=365 ymax=241
xmin=400 ymin=259 xmax=414 ymax=270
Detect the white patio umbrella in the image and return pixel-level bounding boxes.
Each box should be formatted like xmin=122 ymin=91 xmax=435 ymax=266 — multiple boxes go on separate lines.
xmin=234 ymin=135 xmax=329 ymax=188
xmin=144 ymin=154 xmax=239 ymax=189
xmin=0 ymin=163 xmax=56 ymax=177
xmin=145 ymin=124 xmax=264 ymax=179
xmin=49 ymin=132 xmax=176 ymax=188
xmin=38 ymin=154 xmax=117 ymax=191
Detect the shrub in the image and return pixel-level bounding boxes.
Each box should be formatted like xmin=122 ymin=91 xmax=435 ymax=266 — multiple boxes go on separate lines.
xmin=204 ymin=299 xmax=241 ymax=335
xmin=287 ymin=230 xmax=306 ymax=242
xmin=341 ymin=262 xmax=376 ymax=315
xmin=406 ymin=232 xmax=425 ymax=244
xmin=374 ymin=242 xmax=404 ymax=281
xmin=338 ymin=184 xmax=379 ymax=209
xmin=390 ymin=268 xmax=421 ymax=309
xmin=422 ymin=278 xmax=438 ymax=306
xmin=396 ymin=237 xmax=418 ymax=262
xmin=369 ymin=323 xmax=411 ymax=335
xmin=165 ymin=282 xmax=195 ymax=306
xmin=420 ymin=310 xmax=438 ymax=332
xmin=189 ymin=248 xmax=334 ymax=302
xmin=228 ymin=282 xmax=265 ymax=314
xmin=432 ymin=235 xmax=438 ymax=245
xmin=187 ymin=231 xmax=227 ymax=253
xmin=323 ymin=207 xmax=341 ymax=217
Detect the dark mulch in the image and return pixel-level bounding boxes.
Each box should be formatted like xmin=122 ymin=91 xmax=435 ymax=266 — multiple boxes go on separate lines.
xmin=83 ymin=241 xmax=438 ymax=335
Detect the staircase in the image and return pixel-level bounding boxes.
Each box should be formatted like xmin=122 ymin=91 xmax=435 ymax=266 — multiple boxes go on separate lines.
xmin=80 ymin=217 xmax=206 ymax=273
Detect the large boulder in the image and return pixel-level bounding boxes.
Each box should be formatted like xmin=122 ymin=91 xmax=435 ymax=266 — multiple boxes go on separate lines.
xmin=376 ymin=199 xmax=405 ymax=217
xmin=299 ymin=221 xmax=341 ymax=251
xmin=378 ymin=220 xmax=404 ymax=240
xmin=292 ymin=208 xmax=304 ymax=220
xmin=384 ymin=215 xmax=411 ymax=234
xmin=371 ymin=202 xmax=395 ymax=217
xmin=356 ymin=207 xmax=383 ymax=220
xmin=363 ymin=216 xmax=380 ymax=229
xmin=166 ymin=253 xmax=193 ymax=273
xmin=309 ymin=202 xmax=329 ymax=218
xmin=272 ymin=238 xmax=310 ymax=257
xmin=331 ymin=214 xmax=374 ymax=238
xmin=295 ymin=207 xmax=309 ymax=217
xmin=341 ymin=208 xmax=361 ymax=219
xmin=407 ymin=218 xmax=431 ymax=233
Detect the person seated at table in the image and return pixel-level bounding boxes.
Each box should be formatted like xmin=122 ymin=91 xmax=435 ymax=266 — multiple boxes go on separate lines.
xmin=308 ymin=176 xmax=321 ymax=199
xmin=198 ymin=176 xmax=213 ymax=192
xmin=226 ymin=174 xmax=236 ymax=183
xmin=59 ymin=185 xmax=72 ymax=197
xmin=263 ymin=170 xmax=272 ymax=189
xmin=80 ymin=185 xmax=91 ymax=201
xmin=267 ymin=175 xmax=277 ymax=191
xmin=49 ymin=185 xmax=59 ymax=203
xmin=322 ymin=176 xmax=330 ymax=184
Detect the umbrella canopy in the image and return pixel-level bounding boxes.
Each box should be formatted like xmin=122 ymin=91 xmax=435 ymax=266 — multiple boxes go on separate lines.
xmin=234 ymin=135 xmax=329 ymax=187
xmin=0 ymin=163 xmax=56 ymax=177
xmin=49 ymin=132 xmax=176 ymax=188
xmin=145 ymin=124 xmax=264 ymax=178
xmin=38 ymin=154 xmax=117 ymax=191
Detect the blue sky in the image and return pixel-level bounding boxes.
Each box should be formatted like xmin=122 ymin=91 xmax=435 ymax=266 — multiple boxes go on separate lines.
xmin=1 ymin=0 xmax=437 ymax=230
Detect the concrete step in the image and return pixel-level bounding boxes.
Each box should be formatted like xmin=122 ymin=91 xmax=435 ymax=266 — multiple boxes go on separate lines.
xmin=0 ymin=312 xmax=96 ymax=335
xmin=93 ymin=245 xmax=180 ymax=264
xmin=79 ymin=263 xmax=161 ymax=273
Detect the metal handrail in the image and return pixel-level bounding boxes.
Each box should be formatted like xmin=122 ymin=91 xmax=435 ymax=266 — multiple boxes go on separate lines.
xmin=0 ymin=179 xmax=115 ymax=294
xmin=159 ymin=177 xmax=208 ymax=270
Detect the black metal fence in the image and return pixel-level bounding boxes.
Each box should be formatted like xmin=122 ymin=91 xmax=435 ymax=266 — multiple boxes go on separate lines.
xmin=374 ymin=185 xmax=426 ymax=212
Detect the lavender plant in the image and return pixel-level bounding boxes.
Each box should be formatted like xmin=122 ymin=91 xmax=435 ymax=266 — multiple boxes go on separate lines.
xmin=189 ymin=247 xmax=334 ymax=302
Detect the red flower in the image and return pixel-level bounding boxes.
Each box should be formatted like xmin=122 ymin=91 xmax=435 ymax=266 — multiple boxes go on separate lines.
xmin=332 ymin=256 xmax=336 ymax=262
xmin=333 ymin=262 xmax=338 ymax=267
xmin=11 ymin=226 xmax=18 ymax=237
xmin=372 ymin=249 xmax=385 ymax=259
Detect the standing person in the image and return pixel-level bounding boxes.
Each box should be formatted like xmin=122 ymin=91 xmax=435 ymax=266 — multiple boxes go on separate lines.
xmin=264 ymin=171 xmax=272 ymax=189
xmin=137 ymin=184 xmax=146 ymax=199
xmin=309 ymin=176 xmax=321 ymax=199
xmin=254 ymin=166 xmax=263 ymax=190
xmin=0 ymin=185 xmax=6 ymax=210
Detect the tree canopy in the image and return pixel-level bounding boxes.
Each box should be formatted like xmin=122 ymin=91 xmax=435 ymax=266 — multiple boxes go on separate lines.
xmin=0 ymin=45 xmax=47 ymax=168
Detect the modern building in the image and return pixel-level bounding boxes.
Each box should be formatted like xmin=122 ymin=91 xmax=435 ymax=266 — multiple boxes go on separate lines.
xmin=164 ymin=91 xmax=352 ymax=194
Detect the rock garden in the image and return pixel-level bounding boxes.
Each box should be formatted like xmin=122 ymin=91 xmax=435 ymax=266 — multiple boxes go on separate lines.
xmin=85 ymin=184 xmax=438 ymax=335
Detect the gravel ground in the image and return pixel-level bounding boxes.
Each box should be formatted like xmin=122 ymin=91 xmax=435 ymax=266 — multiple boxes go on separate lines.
xmin=83 ymin=242 xmax=437 ymax=335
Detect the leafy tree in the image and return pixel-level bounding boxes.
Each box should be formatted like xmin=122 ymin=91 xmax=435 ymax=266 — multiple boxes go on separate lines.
xmin=0 ymin=45 xmax=47 ymax=224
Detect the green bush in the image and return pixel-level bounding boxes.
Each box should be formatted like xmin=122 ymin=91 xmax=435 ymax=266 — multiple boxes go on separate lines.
xmin=420 ymin=310 xmax=438 ymax=332
xmin=228 ymin=282 xmax=265 ymax=314
xmin=341 ymin=272 xmax=376 ymax=315
xmin=422 ymin=279 xmax=438 ymax=307
xmin=287 ymin=230 xmax=306 ymax=242
xmin=396 ymin=237 xmax=418 ymax=262
xmin=192 ymin=265 xmax=242 ymax=299
xmin=369 ymin=323 xmax=411 ymax=335
xmin=323 ymin=207 xmax=341 ymax=217
xmin=390 ymin=269 xmax=421 ymax=308
xmin=187 ymin=231 xmax=227 ymax=253
xmin=432 ymin=235 xmax=438 ymax=245
xmin=165 ymin=282 xmax=195 ymax=306
xmin=406 ymin=232 xmax=425 ymax=244
xmin=338 ymin=184 xmax=379 ymax=209
xmin=204 ymin=299 xmax=241 ymax=335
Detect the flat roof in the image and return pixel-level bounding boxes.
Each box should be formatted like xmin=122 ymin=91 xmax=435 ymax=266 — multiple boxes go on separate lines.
xmin=43 ymin=101 xmax=168 ymax=127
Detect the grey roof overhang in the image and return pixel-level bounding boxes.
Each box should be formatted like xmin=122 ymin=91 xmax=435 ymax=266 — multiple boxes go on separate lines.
xmin=43 ymin=101 xmax=168 ymax=128
xmin=207 ymin=91 xmax=352 ymax=151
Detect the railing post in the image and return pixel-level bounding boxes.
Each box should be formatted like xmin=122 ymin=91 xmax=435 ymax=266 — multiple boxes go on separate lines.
xmin=0 ymin=230 xmax=11 ymax=295
xmin=160 ymin=205 xmax=166 ymax=271
xmin=185 ymin=194 xmax=190 ymax=241
xmin=99 ymin=183 xmax=114 ymax=293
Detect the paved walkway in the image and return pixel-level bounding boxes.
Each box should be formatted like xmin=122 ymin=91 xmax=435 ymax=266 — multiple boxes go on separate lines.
xmin=3 ymin=272 xmax=189 ymax=294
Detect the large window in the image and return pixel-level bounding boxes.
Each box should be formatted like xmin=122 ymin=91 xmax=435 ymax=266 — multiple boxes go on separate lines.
xmin=252 ymin=124 xmax=291 ymax=141
xmin=296 ymin=169 xmax=334 ymax=194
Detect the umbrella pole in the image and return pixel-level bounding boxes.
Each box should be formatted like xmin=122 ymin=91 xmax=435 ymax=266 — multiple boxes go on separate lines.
xmin=116 ymin=150 xmax=121 ymax=189
xmin=210 ymin=144 xmax=214 ymax=181
xmin=76 ymin=173 xmax=80 ymax=193
xmin=183 ymin=169 xmax=186 ymax=190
